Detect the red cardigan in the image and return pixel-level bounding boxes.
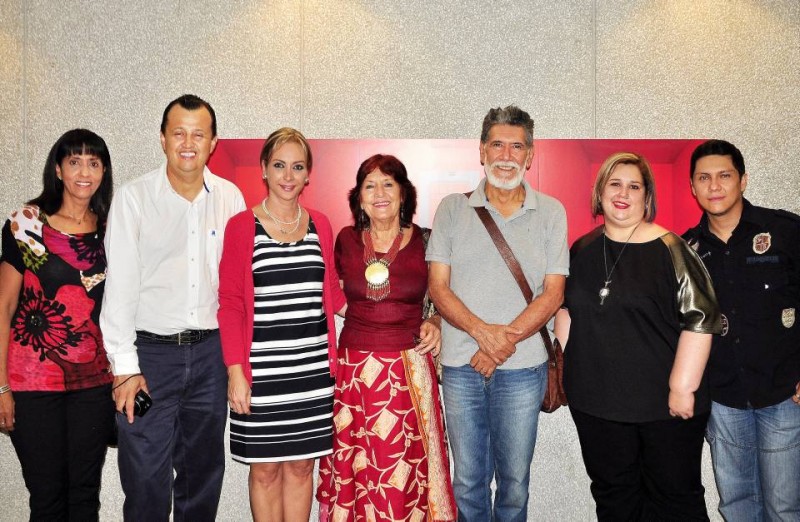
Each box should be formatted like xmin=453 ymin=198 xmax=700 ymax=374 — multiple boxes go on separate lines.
xmin=217 ymin=208 xmax=347 ymax=385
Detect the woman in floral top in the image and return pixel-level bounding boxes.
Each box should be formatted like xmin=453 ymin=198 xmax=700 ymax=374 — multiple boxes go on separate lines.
xmin=0 ymin=129 xmax=115 ymax=521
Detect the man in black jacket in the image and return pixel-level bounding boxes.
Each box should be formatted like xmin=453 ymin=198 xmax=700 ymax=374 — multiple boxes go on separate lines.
xmin=683 ymin=139 xmax=800 ymax=521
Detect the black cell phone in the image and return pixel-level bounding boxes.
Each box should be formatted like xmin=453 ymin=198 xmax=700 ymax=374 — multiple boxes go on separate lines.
xmin=122 ymin=390 xmax=153 ymax=417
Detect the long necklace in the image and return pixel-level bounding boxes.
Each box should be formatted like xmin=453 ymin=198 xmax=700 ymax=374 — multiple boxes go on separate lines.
xmin=362 ymin=228 xmax=404 ymax=301
xmin=261 ymin=198 xmax=301 ymax=235
xmin=599 ymin=222 xmax=641 ymax=306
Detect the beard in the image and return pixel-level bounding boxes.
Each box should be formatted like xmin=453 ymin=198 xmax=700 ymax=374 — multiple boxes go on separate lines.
xmin=484 ymin=161 xmax=525 ymax=190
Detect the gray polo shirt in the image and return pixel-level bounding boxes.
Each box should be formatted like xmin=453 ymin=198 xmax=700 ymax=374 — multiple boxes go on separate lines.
xmin=426 ymin=178 xmax=569 ymax=369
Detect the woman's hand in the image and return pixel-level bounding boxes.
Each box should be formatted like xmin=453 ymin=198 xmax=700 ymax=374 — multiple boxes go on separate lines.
xmin=0 ymin=391 xmax=14 ymax=433
xmin=414 ymin=318 xmax=441 ymax=356
xmin=228 ymin=365 xmax=251 ymax=415
xmin=668 ymin=331 xmax=710 ymax=420
xmin=668 ymin=389 xmax=695 ymax=419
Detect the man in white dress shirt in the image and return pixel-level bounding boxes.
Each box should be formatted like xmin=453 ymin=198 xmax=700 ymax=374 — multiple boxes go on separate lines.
xmin=101 ymin=94 xmax=245 ymax=521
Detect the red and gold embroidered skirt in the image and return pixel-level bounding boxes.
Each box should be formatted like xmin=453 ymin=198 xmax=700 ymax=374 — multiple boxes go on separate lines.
xmin=317 ymin=346 xmax=456 ymax=521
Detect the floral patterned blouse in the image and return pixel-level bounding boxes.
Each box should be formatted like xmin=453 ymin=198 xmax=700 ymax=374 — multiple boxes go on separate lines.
xmin=1 ymin=205 xmax=112 ymax=391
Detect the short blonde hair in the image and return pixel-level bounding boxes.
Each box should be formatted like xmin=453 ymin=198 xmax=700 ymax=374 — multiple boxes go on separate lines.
xmin=591 ymin=152 xmax=657 ymax=222
xmin=260 ymin=127 xmax=312 ymax=171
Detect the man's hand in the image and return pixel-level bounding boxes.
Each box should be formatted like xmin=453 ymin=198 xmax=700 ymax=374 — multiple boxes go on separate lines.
xmin=471 ymin=322 xmax=520 ymax=364
xmin=113 ymin=374 xmax=149 ymax=424
xmin=470 ymin=350 xmax=498 ymax=378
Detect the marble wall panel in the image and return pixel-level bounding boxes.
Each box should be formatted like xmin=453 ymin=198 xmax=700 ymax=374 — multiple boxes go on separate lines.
xmin=595 ymin=0 xmax=800 ymax=212
xmin=301 ymin=0 xmax=596 ymax=138
xmin=0 ymin=1 xmax=26 ymax=222
xmin=19 ymin=0 xmax=304 ymax=191
xmin=1 ymin=0 xmax=798 ymax=519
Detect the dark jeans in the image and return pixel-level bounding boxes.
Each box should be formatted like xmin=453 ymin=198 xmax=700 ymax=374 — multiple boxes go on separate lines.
xmin=571 ymin=407 xmax=710 ymax=522
xmin=117 ymin=333 xmax=227 ymax=522
xmin=10 ymin=383 xmax=115 ymax=522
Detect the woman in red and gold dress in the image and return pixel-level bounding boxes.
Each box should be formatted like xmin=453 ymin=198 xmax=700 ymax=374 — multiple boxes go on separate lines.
xmin=317 ymin=154 xmax=456 ymax=521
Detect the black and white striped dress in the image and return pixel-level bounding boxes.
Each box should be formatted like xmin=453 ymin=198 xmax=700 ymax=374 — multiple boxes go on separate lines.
xmin=229 ymin=217 xmax=334 ymax=463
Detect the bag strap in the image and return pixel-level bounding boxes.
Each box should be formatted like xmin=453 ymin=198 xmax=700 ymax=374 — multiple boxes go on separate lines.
xmin=466 ymin=192 xmax=557 ymax=361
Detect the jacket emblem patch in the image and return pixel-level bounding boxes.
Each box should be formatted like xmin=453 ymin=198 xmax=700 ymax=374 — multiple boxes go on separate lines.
xmin=782 ymin=308 xmax=795 ymax=328
xmin=753 ymin=232 xmax=771 ymax=254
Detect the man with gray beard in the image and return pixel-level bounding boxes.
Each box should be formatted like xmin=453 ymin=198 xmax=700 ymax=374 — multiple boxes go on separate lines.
xmin=427 ymin=105 xmax=569 ymax=520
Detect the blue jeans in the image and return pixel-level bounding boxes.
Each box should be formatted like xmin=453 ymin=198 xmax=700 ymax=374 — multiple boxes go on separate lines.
xmin=442 ymin=362 xmax=547 ymax=522
xmin=707 ymin=398 xmax=800 ymax=522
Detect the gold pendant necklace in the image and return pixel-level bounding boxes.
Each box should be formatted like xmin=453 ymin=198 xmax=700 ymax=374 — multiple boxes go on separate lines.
xmin=362 ymin=228 xmax=403 ymax=301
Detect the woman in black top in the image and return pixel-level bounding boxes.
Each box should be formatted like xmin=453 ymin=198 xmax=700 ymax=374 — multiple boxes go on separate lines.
xmin=555 ymin=152 xmax=721 ymax=521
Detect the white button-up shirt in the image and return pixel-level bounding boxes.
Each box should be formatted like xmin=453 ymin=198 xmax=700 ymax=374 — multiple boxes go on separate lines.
xmin=100 ymin=164 xmax=246 ymax=375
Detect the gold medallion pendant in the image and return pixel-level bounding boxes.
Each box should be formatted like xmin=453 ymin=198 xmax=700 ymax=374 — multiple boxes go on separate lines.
xmin=362 ymin=228 xmax=404 ymax=301
xmin=365 ymin=260 xmax=390 ymax=286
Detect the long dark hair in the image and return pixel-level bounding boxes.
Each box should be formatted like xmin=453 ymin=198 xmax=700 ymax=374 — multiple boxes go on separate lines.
xmin=28 ymin=129 xmax=114 ymax=233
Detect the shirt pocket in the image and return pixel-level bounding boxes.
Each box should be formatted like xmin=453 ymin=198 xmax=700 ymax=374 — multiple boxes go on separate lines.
xmin=744 ymin=262 xmax=791 ymax=321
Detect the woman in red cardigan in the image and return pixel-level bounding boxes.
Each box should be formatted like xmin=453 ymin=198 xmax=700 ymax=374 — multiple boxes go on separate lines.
xmin=217 ymin=127 xmax=346 ymax=521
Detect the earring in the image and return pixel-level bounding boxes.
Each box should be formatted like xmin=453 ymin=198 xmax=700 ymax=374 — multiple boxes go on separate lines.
xmin=304 ymin=179 xmax=309 ymax=185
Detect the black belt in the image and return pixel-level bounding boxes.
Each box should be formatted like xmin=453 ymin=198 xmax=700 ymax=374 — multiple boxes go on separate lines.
xmin=136 ymin=329 xmax=218 ymax=346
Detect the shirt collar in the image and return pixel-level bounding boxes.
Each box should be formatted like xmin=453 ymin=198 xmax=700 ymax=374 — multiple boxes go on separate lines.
xmin=154 ymin=163 xmax=216 ymax=201
xmin=737 ymin=198 xmax=766 ymax=226
xmin=470 ymin=178 xmax=539 ymax=210
xmin=699 ymin=198 xmax=764 ymax=239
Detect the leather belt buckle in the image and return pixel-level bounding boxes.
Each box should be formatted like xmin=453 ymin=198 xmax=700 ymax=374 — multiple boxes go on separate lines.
xmin=177 ymin=330 xmax=198 ymax=345
xmin=136 ymin=328 xmax=216 ymax=346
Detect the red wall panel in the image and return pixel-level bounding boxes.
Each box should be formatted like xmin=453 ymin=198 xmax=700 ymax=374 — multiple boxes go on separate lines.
xmin=208 ymin=138 xmax=705 ymax=244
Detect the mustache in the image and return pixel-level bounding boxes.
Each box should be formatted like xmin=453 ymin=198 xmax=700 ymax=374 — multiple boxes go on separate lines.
xmin=490 ymin=161 xmax=521 ymax=171
xmin=485 ymin=161 xmax=525 ymax=190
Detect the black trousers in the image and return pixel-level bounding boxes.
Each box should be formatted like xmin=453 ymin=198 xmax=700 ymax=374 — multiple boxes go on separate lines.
xmin=116 ymin=333 xmax=227 ymax=522
xmin=571 ymin=407 xmax=710 ymax=522
xmin=10 ymin=383 xmax=115 ymax=522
